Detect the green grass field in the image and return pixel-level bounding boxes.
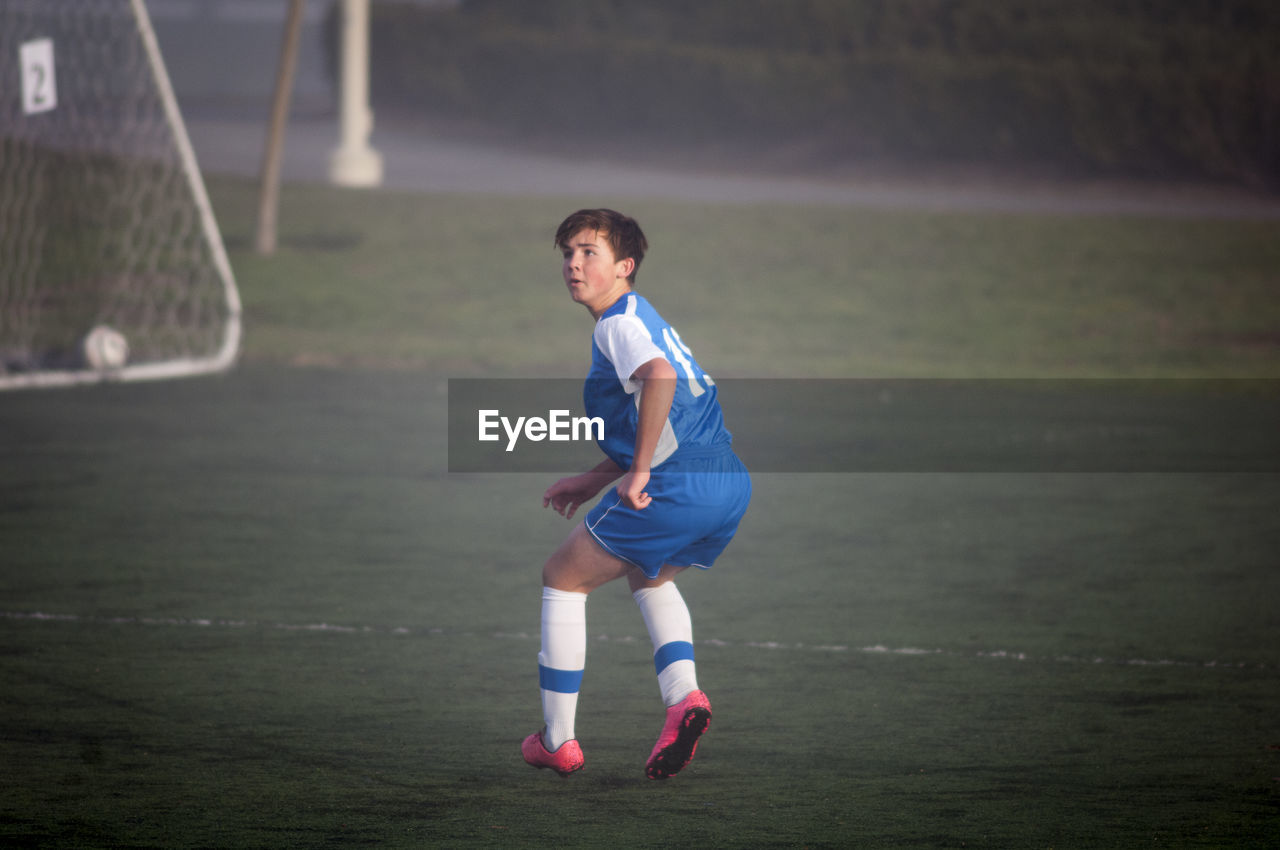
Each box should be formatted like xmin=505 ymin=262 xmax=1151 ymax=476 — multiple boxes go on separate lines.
xmin=3 ymin=178 xmax=1279 ymax=847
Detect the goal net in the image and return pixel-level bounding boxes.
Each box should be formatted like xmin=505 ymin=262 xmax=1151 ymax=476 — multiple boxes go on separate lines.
xmin=0 ymin=0 xmax=242 ymax=389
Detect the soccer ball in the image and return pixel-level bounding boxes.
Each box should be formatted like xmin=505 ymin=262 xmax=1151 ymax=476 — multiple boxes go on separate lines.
xmin=83 ymin=325 xmax=129 ymax=371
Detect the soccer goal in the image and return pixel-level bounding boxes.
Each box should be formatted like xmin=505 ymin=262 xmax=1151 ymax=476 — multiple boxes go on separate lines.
xmin=1 ymin=0 xmax=242 ymax=389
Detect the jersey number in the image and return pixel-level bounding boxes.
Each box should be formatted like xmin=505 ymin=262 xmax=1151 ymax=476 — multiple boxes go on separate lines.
xmin=661 ymin=326 xmax=714 ymax=398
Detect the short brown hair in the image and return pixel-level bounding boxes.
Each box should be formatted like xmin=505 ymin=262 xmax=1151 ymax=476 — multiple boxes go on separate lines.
xmin=554 ymin=209 xmax=648 ymax=284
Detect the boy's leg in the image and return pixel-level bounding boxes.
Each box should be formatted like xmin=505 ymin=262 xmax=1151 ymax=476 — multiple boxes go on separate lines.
xmin=631 ymin=576 xmax=697 ymax=706
xmin=538 ymin=585 xmax=586 ymax=751
xmin=631 ymin=571 xmax=712 ymax=780
xmin=525 ymin=523 xmax=633 ymax=775
xmin=539 ymin=523 xmax=634 ymax=749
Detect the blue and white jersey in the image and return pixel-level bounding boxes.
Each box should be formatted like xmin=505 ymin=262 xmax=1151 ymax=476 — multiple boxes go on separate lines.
xmin=585 ymin=293 xmax=731 ymax=470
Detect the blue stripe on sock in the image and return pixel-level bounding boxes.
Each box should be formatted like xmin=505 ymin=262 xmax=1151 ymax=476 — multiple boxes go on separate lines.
xmin=653 ymin=641 xmax=695 ymax=675
xmin=539 ymin=664 xmax=584 ymax=694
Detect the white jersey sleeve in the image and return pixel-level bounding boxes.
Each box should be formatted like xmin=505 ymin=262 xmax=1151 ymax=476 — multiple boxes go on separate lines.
xmin=592 ymin=310 xmax=667 ymax=394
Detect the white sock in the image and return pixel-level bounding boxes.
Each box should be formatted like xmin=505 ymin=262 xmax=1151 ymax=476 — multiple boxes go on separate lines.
xmin=538 ymin=586 xmax=587 ymax=751
xmin=633 ymin=583 xmax=698 ymax=707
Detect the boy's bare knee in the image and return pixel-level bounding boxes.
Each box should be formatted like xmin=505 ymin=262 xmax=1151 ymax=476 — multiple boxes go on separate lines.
xmin=542 ymin=524 xmax=630 ymax=593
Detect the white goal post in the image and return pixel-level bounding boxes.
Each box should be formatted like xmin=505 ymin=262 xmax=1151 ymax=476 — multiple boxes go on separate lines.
xmin=0 ymin=0 xmax=242 ymax=389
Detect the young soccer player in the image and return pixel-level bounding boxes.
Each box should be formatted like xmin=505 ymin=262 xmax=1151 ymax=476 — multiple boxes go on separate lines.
xmin=522 ymin=209 xmax=752 ymax=779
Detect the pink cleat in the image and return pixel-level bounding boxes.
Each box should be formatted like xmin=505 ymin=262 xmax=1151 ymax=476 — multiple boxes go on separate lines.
xmin=645 ymin=689 xmax=712 ymax=780
xmin=522 ymin=731 xmax=585 ymax=777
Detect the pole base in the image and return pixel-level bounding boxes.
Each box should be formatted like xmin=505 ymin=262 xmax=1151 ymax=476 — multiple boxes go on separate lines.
xmin=329 ymin=145 xmax=383 ymax=187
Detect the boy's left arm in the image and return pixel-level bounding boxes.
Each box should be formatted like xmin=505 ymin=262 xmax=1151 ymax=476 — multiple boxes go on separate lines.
xmin=616 ymin=356 xmax=677 ymax=510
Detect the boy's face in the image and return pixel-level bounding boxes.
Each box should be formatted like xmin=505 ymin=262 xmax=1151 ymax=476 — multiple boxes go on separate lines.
xmin=560 ymin=228 xmax=634 ymax=316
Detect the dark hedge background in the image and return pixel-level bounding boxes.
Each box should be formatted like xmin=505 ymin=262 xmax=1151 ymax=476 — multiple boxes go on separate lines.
xmin=330 ymin=0 xmax=1280 ymax=189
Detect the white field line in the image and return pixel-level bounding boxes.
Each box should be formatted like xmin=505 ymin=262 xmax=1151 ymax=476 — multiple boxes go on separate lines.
xmin=2 ymin=611 xmax=1270 ymax=671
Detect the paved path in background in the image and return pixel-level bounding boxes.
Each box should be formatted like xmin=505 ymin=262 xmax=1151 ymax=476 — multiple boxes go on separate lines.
xmin=185 ymin=113 xmax=1280 ymax=220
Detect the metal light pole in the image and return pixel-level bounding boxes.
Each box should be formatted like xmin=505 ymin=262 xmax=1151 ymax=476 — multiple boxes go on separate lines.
xmin=329 ymin=0 xmax=383 ymax=187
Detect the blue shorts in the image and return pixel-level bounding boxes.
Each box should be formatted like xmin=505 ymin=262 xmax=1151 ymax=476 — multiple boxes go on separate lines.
xmin=584 ymin=449 xmax=752 ymax=579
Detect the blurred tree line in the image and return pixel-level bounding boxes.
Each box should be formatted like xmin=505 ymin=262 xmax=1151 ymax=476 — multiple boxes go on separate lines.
xmin=335 ymin=0 xmax=1280 ymax=189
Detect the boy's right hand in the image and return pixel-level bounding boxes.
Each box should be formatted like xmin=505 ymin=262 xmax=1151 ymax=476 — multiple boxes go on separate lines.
xmin=543 ymin=474 xmax=604 ymax=520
